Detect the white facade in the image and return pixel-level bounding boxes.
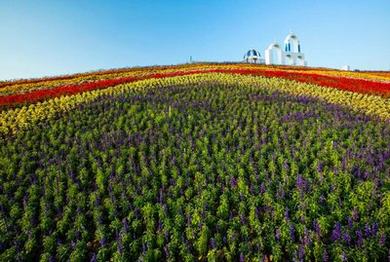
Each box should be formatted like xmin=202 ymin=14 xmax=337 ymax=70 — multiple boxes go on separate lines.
xmin=283 ymin=34 xmax=306 ymax=66
xmin=245 ymin=33 xmax=307 ymax=66
xmin=265 ymin=43 xmax=284 ymax=65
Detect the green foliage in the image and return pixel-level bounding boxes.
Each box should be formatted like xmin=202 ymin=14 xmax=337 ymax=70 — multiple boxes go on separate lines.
xmin=0 ymin=81 xmax=389 ymax=261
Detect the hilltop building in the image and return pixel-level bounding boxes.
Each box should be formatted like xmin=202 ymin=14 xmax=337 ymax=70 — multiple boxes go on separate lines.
xmin=243 ymin=49 xmax=265 ymax=64
xmin=244 ymin=33 xmax=307 ymax=66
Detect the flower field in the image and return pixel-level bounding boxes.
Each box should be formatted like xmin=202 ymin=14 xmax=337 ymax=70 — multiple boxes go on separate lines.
xmin=0 ymin=63 xmax=389 ymax=261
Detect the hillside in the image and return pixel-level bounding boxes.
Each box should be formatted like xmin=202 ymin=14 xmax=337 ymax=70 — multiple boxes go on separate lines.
xmin=0 ymin=64 xmax=389 ymax=261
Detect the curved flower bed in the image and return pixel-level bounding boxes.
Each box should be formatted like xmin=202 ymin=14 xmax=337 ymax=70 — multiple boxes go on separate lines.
xmin=1 ymin=64 xmax=389 ymax=98
xmin=0 ymin=66 xmax=389 ymax=108
xmin=1 ymin=73 xmax=389 ymax=136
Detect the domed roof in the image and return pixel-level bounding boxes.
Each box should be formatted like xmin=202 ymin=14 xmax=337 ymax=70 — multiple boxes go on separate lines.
xmin=244 ymin=49 xmax=261 ymax=58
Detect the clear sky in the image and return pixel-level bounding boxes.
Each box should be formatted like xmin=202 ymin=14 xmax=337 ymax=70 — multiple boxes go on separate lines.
xmin=0 ymin=0 xmax=389 ymax=80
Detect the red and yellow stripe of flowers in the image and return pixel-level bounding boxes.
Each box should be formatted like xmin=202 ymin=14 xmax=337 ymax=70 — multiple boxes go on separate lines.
xmin=1 ymin=66 xmax=389 ymax=108
xmin=0 ymin=64 xmax=252 ymax=95
xmin=1 ymin=72 xmax=389 ymax=136
xmin=2 ymin=64 xmax=389 ymax=97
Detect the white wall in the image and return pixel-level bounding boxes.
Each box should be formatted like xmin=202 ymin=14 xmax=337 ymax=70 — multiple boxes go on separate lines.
xmin=265 ymin=44 xmax=283 ymax=65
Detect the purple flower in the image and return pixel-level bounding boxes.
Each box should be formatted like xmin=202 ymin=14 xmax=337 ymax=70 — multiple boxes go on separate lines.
xmin=322 ymin=249 xmax=329 ymax=262
xmin=372 ymin=222 xmax=379 ymax=236
xmin=341 ymin=157 xmax=347 ymax=169
xmin=365 ymin=223 xmax=371 ymax=237
xmin=230 ymin=177 xmax=237 ymax=188
xmin=352 ymin=209 xmax=359 ymax=221
xmin=164 ymin=245 xmax=169 ymax=257
xmin=99 ymin=237 xmax=107 ymax=247
xmin=379 ymin=232 xmax=386 ymax=246
xmin=331 ymin=222 xmax=341 ymax=242
xmin=356 ymin=229 xmax=363 ymax=246
xmin=296 ymin=175 xmax=307 ymax=192
xmin=260 ymin=182 xmax=266 ymax=194
xmin=210 ymin=238 xmax=216 ymax=249
xmin=275 ymin=228 xmax=281 ymax=241
xmin=285 ymin=208 xmax=290 ymax=220
xmin=303 ymin=227 xmax=311 ymax=245
xmin=240 ymin=215 xmax=246 ymax=224
xmin=342 ymin=232 xmax=351 ymax=246
xmin=340 ymin=252 xmax=347 ymax=262
xmin=319 ymin=194 xmax=326 ymax=204
xmin=239 ymin=253 xmax=245 ymax=262
xmin=159 ymin=189 xmax=164 ymax=203
xmin=276 ymin=186 xmax=285 ymax=200
xmin=313 ymin=220 xmax=321 ymax=236
xmin=347 ymin=217 xmax=353 ymax=229
xmin=117 ymin=236 xmax=123 ymax=254
xmin=298 ymin=245 xmax=305 ymax=261
xmin=317 ymin=163 xmax=323 ymax=173
xmin=290 ymin=224 xmax=295 ymax=241
xmin=250 ymin=184 xmax=255 ymax=194
xmin=90 ymin=253 xmax=97 ymax=262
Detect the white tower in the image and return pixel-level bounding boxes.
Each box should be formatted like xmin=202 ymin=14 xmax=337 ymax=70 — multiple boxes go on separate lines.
xmin=283 ymin=33 xmax=306 ymax=66
xmin=265 ymin=43 xmax=284 ymax=65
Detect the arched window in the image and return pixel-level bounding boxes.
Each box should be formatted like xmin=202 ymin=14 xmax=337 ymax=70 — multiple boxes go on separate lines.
xmin=298 ymin=44 xmax=301 ymax=52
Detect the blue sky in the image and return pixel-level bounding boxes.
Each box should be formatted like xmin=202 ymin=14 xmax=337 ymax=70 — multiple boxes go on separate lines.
xmin=0 ymin=0 xmax=389 ymax=80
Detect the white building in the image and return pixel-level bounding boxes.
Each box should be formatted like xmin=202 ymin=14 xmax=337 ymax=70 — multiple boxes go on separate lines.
xmin=245 ymin=33 xmax=307 ymax=66
xmin=283 ymin=33 xmax=306 ymax=66
xmin=265 ymin=43 xmax=284 ymax=65
xmin=243 ymin=49 xmax=264 ymax=64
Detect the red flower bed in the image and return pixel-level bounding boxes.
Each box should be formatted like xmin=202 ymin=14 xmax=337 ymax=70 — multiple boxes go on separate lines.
xmin=0 ymin=70 xmax=215 ymax=106
xmin=0 ymin=68 xmax=389 ymax=107
xmin=235 ymin=69 xmax=390 ymax=96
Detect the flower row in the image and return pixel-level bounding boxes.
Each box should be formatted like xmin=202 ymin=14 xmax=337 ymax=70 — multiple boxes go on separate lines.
xmin=1 ymin=66 xmax=389 ymax=108
xmin=1 ymin=73 xmax=388 ymax=136
xmin=1 ymin=64 xmax=389 ymax=98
